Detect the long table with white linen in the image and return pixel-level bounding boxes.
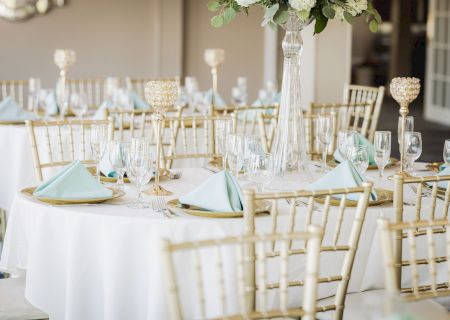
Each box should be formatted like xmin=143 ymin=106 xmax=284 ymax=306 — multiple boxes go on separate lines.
xmin=1 ymin=164 xmax=449 ymax=319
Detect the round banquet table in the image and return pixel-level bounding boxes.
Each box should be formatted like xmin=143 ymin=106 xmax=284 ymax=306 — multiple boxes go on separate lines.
xmin=1 ymin=165 xmax=449 ymax=319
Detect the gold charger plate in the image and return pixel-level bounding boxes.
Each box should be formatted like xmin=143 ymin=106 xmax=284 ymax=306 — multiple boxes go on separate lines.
xmin=314 ymin=188 xmax=393 ymax=207
xmin=426 ymin=162 xmax=445 ymax=173
xmin=167 ymin=199 xmax=271 ymax=218
xmin=327 ymin=157 xmax=399 ymax=170
xmin=21 ymin=186 xmax=125 ymax=205
xmin=0 ymin=120 xmax=26 ymax=125
xmin=87 ymin=167 xmax=168 ymax=183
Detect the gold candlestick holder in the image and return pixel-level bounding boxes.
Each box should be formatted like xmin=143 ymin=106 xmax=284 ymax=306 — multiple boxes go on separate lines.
xmin=54 ymin=49 xmax=76 ymax=119
xmin=390 ymin=77 xmax=421 ymax=176
xmin=145 ymin=80 xmax=178 ymax=196
xmin=204 ymin=48 xmax=225 ymax=114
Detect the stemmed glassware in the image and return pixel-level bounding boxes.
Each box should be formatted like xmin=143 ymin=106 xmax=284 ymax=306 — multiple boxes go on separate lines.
xmin=243 ymin=135 xmax=264 ymax=175
xmin=90 ymin=124 xmax=108 ymax=182
xmin=70 ymin=93 xmax=88 ymax=119
xmin=227 ymin=134 xmax=245 ymax=177
xmin=404 ymin=132 xmax=422 ymax=175
xmin=108 ymin=141 xmax=130 ymax=190
xmin=443 ymin=139 xmax=450 ymax=168
xmin=346 ymin=145 xmax=369 ymax=174
xmin=317 ymin=115 xmax=333 ymax=171
xmin=374 ymin=131 xmax=391 ymax=180
xmin=215 ymin=119 xmax=233 ymax=170
xmin=127 ymin=138 xmax=153 ymax=209
xmin=34 ymin=89 xmax=52 ymax=117
xmin=398 ymin=116 xmax=414 ymax=170
xmin=337 ymin=130 xmax=358 ymax=160
xmin=248 ymin=153 xmax=274 ymax=192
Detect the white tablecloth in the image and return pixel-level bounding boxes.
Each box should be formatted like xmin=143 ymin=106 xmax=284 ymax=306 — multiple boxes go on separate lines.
xmin=1 ymin=165 xmax=449 ymax=319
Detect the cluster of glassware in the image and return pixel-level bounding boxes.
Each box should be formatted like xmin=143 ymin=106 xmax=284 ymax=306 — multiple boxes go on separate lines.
xmin=257 ymin=80 xmax=278 ymax=106
xmin=230 ymin=77 xmax=248 ymax=106
xmin=34 ymin=88 xmax=89 ymax=119
xmin=177 ymin=77 xmax=209 ymax=113
xmin=396 ymin=116 xmax=422 ymax=174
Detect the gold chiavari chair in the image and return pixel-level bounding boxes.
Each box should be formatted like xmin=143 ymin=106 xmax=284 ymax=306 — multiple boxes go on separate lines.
xmin=243 ymin=183 xmax=373 ymax=320
xmin=161 ymin=226 xmax=322 ymax=320
xmin=161 ymin=115 xmax=231 ymax=169
xmin=231 ymin=105 xmax=279 ymax=136
xmin=257 ymin=113 xmax=278 ymax=153
xmin=378 ymin=219 xmax=450 ymax=318
xmin=0 ymin=78 xmax=41 ymax=111
xmin=67 ymin=78 xmax=106 ymax=108
xmin=25 ymin=118 xmax=115 ymax=182
xmin=308 ymin=102 xmax=374 ymax=139
xmin=343 ymin=84 xmax=385 ymax=142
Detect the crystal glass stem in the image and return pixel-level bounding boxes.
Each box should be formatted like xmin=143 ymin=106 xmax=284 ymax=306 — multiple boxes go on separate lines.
xmin=322 ymin=143 xmax=328 ymax=172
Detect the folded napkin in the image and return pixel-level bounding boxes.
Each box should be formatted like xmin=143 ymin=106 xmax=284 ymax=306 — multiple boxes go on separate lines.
xmin=205 ymin=89 xmax=226 ymax=108
xmin=440 ymin=163 xmax=448 ymax=172
xmin=45 ymin=92 xmax=59 ymax=116
xmin=180 ymin=170 xmax=243 ymax=212
xmin=33 ymin=160 xmax=113 ymax=199
xmin=306 ymin=160 xmax=377 ymax=201
xmin=129 ymin=91 xmax=149 ymax=109
xmin=0 ymin=97 xmax=36 ymax=121
xmin=334 ymin=133 xmax=376 ymax=165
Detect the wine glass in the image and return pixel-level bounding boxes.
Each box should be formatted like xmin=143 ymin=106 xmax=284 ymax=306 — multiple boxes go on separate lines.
xmin=248 ymin=153 xmax=274 ymax=192
xmin=374 ymin=131 xmax=391 ymax=180
xmin=398 ymin=116 xmax=414 ymax=170
xmin=215 ymin=119 xmax=234 ymax=170
xmin=114 ymin=89 xmax=133 ymax=110
xmin=90 ymin=124 xmax=108 ymax=182
xmin=176 ymin=86 xmax=189 ymax=108
xmin=34 ymin=89 xmax=50 ymax=117
xmin=337 ymin=130 xmax=358 ymax=161
xmin=317 ymin=115 xmax=334 ymax=172
xmin=347 ymin=145 xmax=369 ymax=174
xmin=404 ymin=132 xmax=422 ymax=175
xmin=108 ymin=141 xmax=130 ymax=190
xmin=227 ymin=134 xmax=245 ymax=178
xmin=444 ymin=139 xmax=450 ymax=168
xmin=70 ymin=92 xmax=88 ymax=119
xmin=244 ymin=135 xmax=264 ymax=174
xmin=127 ymin=138 xmax=153 ymax=209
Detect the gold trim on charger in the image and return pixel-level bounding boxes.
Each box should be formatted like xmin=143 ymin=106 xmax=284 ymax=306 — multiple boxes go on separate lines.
xmin=327 ymin=157 xmax=399 ymax=170
xmin=314 ymin=188 xmax=393 ymax=207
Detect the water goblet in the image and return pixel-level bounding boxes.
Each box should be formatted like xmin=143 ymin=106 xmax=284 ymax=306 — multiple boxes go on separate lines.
xmin=248 ymin=153 xmax=274 ymax=192
xmin=443 ymin=139 xmax=450 ymax=168
xmin=347 ymin=145 xmax=369 ymax=174
xmin=404 ymin=132 xmax=422 ymax=175
xmin=90 ymin=124 xmax=108 ymax=182
xmin=337 ymin=130 xmax=358 ymax=160
xmin=215 ymin=119 xmax=233 ymax=169
xmin=70 ymin=92 xmax=88 ymax=119
xmin=127 ymin=138 xmax=153 ymax=209
xmin=317 ymin=115 xmax=334 ymax=172
xmin=108 ymin=141 xmax=130 ymax=190
xmin=374 ymin=131 xmax=391 ymax=180
xmin=227 ymin=134 xmax=245 ymax=178
xmin=398 ymin=116 xmax=414 ymax=170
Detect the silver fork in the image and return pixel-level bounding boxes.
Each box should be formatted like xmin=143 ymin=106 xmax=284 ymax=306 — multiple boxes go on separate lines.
xmin=286 ymin=198 xmax=321 ymax=213
xmin=409 ymin=184 xmax=431 ymax=198
xmin=152 ymin=197 xmax=178 ymax=218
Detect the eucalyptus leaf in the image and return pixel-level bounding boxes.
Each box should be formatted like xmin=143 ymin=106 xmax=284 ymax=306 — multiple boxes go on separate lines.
xmin=211 ymin=15 xmax=224 ymax=28
xmin=273 ymin=8 xmax=289 ymax=25
xmin=322 ymin=5 xmax=336 ymax=19
xmin=268 ymin=21 xmax=278 ymax=31
xmin=207 ymin=0 xmax=220 ymax=12
xmin=314 ymin=13 xmax=328 ymax=34
xmin=374 ymin=11 xmax=382 ymax=23
xmin=369 ymin=19 xmax=378 ymax=32
xmin=223 ymin=7 xmax=236 ymax=24
xmin=264 ymin=3 xmax=279 ymax=19
xmin=343 ymin=11 xmax=354 ymax=24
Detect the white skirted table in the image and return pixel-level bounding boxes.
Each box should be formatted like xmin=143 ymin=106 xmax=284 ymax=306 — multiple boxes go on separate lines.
xmin=1 ymin=166 xmax=448 ymax=319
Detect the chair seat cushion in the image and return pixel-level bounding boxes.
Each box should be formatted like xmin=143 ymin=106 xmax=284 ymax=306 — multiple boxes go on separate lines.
xmin=316 ymin=290 xmax=450 ymax=320
xmin=0 ymin=277 xmax=48 ymax=320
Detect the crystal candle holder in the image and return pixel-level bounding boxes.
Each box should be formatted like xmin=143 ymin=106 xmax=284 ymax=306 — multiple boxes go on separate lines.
xmin=204 ymin=48 xmax=225 ymax=113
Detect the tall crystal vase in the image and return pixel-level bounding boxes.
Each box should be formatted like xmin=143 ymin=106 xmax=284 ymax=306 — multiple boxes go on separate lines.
xmin=271 ymin=12 xmax=311 ymax=179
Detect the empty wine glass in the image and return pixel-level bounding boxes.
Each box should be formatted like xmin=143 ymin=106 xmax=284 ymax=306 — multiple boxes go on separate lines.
xmin=127 ymin=138 xmax=153 ymax=209
xmin=374 ymin=131 xmax=391 ymax=180
xmin=70 ymin=92 xmax=88 ymax=119
xmin=108 ymin=141 xmax=130 ymax=190
xmin=398 ymin=116 xmax=414 ymax=170
xmin=34 ymin=89 xmax=51 ymax=117
xmin=176 ymin=86 xmax=189 ymax=108
xmin=215 ymin=119 xmax=234 ymax=170
xmin=90 ymin=124 xmax=108 ymax=182
xmin=443 ymin=139 xmax=450 ymax=168
xmin=317 ymin=115 xmax=334 ymax=171
xmin=404 ymin=132 xmax=422 ymax=175
xmin=338 ymin=130 xmax=358 ymax=161
xmin=244 ymin=135 xmax=264 ymax=175
xmin=347 ymin=145 xmax=369 ymax=174
xmin=248 ymin=153 xmax=274 ymax=192
xmin=227 ymin=134 xmax=245 ymax=177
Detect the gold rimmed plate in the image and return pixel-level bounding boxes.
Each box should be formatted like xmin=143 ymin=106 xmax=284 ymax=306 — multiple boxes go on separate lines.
xmin=21 ymin=187 xmax=125 ymax=205
xmin=0 ymin=120 xmax=26 ymax=125
xmin=426 ymin=162 xmax=445 ymax=173
xmin=167 ymin=199 xmax=271 ymax=218
xmin=314 ymin=188 xmax=393 ymax=207
xmin=327 ymin=157 xmax=399 ymax=170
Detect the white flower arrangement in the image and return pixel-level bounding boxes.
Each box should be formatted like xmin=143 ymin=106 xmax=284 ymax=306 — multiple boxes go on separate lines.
xmin=208 ymin=0 xmax=380 ymax=34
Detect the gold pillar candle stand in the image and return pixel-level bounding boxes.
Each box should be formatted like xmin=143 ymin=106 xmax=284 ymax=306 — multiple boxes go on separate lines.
xmin=54 ymin=49 xmax=76 ymax=119
xmin=390 ymin=77 xmax=420 ymax=175
xmin=145 ymin=80 xmax=178 ymax=196
xmin=204 ymin=48 xmax=225 ymax=114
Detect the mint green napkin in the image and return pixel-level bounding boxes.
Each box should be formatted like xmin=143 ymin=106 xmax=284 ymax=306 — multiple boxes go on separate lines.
xmin=45 ymin=92 xmax=59 ymax=116
xmin=334 ymin=133 xmax=376 ymax=165
xmin=33 ymin=160 xmax=113 ymax=199
xmin=205 ymin=89 xmax=226 ymax=108
xmin=435 ymin=166 xmax=450 ymax=189
xmin=129 ymin=91 xmax=149 ymax=109
xmin=0 ymin=97 xmax=36 ymax=121
xmin=306 ymin=160 xmax=377 ymax=201
xmin=180 ymin=170 xmax=243 ymax=212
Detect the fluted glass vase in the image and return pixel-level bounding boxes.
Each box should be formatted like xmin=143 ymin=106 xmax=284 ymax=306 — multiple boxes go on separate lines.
xmin=271 ymin=11 xmax=311 ymax=179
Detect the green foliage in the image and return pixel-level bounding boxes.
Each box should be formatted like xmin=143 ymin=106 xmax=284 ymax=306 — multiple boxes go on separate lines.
xmin=207 ymin=0 xmax=381 ymax=34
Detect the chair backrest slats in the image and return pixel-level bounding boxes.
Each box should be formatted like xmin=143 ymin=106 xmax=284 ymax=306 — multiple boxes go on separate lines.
xmin=0 ymin=79 xmax=41 ymax=111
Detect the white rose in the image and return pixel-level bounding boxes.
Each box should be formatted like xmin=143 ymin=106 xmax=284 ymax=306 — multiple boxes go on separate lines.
xmin=289 ymin=0 xmax=316 ymax=11
xmin=235 ymin=0 xmax=258 ymax=7
xmin=346 ymin=0 xmax=368 ymax=16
